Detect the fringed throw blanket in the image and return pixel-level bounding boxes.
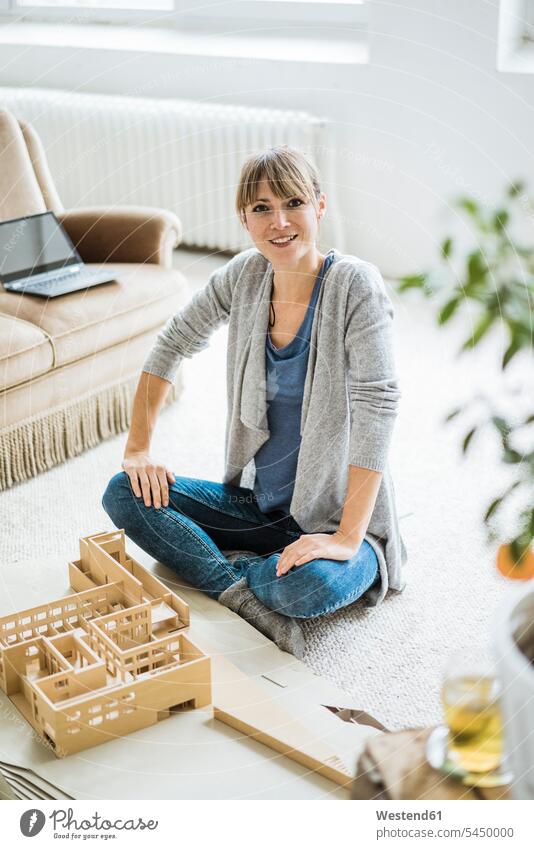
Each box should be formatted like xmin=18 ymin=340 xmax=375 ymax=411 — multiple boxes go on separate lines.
xmin=0 ymin=377 xmax=179 ymax=490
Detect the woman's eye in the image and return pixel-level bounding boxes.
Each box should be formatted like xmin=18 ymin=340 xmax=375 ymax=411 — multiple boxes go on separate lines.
xmin=250 ymin=198 xmax=303 ymax=213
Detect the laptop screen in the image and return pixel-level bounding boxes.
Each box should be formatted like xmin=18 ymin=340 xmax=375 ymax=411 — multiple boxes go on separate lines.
xmin=0 ymin=212 xmax=81 ymax=284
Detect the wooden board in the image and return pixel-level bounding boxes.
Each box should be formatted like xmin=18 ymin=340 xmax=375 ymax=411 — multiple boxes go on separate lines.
xmin=211 ymin=654 xmax=353 ymax=788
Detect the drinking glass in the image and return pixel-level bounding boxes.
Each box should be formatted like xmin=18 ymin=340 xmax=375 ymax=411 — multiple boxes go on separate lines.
xmin=441 ymin=647 xmax=504 ymax=774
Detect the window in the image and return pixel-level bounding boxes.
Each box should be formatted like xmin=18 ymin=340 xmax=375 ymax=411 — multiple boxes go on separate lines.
xmin=2 ymin=0 xmax=367 ymax=30
xmin=120 ymin=691 xmax=136 ymax=701
xmin=0 ymin=0 xmax=368 ymax=67
xmin=525 ymin=0 xmax=534 ymax=41
xmin=498 ymin=0 xmax=534 ymax=71
xmin=105 ymin=709 xmax=119 ymax=720
xmin=13 ymin=1 xmax=172 ymax=8
xmin=67 ymin=710 xmax=81 ymax=721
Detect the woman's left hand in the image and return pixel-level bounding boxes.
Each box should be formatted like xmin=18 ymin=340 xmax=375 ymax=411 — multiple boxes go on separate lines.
xmin=276 ymin=532 xmax=362 ymax=577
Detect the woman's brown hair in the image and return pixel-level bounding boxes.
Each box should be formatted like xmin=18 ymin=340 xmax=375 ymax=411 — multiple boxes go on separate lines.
xmin=236 ymin=145 xmax=321 ymax=221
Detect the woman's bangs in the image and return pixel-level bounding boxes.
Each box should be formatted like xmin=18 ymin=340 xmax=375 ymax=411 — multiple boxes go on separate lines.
xmin=236 ymin=147 xmax=320 ymax=215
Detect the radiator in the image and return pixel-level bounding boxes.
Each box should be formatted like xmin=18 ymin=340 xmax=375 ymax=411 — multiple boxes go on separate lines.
xmin=0 ymin=87 xmax=340 ymax=254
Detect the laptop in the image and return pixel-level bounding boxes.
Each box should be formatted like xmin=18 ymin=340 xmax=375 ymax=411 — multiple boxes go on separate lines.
xmin=0 ymin=211 xmax=117 ymax=298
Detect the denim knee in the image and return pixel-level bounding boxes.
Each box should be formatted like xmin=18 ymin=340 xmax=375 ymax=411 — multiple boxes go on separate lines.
xmin=247 ymin=556 xmax=331 ymax=618
xmin=276 ymin=562 xmax=345 ymax=618
xmin=102 ymin=471 xmax=137 ymax=526
xmin=248 ymin=554 xmax=376 ymax=619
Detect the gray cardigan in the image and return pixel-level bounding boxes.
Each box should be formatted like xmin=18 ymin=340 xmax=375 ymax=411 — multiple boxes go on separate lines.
xmin=143 ymin=247 xmax=407 ymax=605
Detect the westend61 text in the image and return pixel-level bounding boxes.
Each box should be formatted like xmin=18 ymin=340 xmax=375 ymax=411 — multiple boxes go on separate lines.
xmin=376 ymin=810 xmax=442 ymax=821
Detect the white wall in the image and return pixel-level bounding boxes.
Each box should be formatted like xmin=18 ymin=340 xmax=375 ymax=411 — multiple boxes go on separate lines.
xmin=1 ymin=0 xmax=532 ymax=275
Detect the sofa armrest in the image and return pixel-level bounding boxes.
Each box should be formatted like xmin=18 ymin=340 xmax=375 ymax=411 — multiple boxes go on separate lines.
xmin=58 ymin=206 xmax=182 ymax=268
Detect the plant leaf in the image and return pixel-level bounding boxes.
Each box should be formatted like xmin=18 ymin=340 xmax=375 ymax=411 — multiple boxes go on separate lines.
xmin=484 ymin=497 xmax=503 ymax=522
xmin=438 ymin=296 xmax=460 ymax=325
xmin=462 ymin=427 xmax=477 ymax=453
xmin=444 ymin=407 xmax=462 ymax=423
xmin=466 ymin=251 xmax=488 ymax=290
xmin=503 ymin=448 xmax=523 ymax=464
xmin=461 ymin=312 xmax=494 ymax=349
xmin=510 ymin=532 xmax=534 ymax=566
xmin=502 ymin=335 xmax=522 ymax=369
xmin=441 ymin=237 xmax=453 ymax=259
xmin=484 ymin=480 xmax=522 ymax=526
xmin=397 ymin=274 xmax=427 ymax=292
xmin=457 ymin=197 xmax=480 ymax=217
xmin=491 ymin=416 xmax=510 ymax=438
xmin=493 ymin=209 xmax=510 ymax=232
xmin=507 ymin=180 xmax=525 ymax=198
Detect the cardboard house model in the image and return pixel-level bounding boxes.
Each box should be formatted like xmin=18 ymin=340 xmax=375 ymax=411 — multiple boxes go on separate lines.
xmin=0 ymin=531 xmax=211 ymax=757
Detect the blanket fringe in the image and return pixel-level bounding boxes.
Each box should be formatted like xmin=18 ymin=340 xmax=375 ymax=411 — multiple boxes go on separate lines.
xmin=0 ymin=377 xmax=179 ymax=490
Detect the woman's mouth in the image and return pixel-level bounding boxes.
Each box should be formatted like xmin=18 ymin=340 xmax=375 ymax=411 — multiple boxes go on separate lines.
xmin=269 ymin=234 xmax=298 ymax=248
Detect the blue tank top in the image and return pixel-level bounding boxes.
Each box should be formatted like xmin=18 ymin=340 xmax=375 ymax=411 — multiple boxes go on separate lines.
xmin=253 ymin=251 xmax=336 ymax=516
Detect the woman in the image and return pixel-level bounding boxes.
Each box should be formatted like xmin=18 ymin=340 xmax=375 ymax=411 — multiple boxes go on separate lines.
xmin=102 ymin=146 xmax=407 ymax=658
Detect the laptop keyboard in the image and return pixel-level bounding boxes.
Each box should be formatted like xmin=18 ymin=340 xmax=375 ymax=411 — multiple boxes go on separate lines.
xmin=10 ymin=268 xmax=115 ymax=297
xmin=25 ymin=273 xmax=77 ymax=293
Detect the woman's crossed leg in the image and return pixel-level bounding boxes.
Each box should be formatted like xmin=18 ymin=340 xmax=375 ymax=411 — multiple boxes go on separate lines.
xmin=102 ymin=472 xmax=379 ymax=616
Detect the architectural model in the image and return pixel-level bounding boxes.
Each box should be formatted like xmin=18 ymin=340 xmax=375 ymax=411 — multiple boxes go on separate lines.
xmin=0 ymin=531 xmax=211 ymax=757
xmin=0 ymin=530 xmax=356 ymax=786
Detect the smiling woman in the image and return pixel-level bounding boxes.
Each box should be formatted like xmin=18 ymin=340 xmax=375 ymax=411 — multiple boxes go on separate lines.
xmin=102 ymin=144 xmax=407 ymax=658
xmin=237 ymin=148 xmax=327 ymax=347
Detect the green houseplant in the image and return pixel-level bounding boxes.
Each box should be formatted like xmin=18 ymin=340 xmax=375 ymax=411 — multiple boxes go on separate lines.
xmin=396 ymin=180 xmax=534 ymax=580
xmin=396 ymin=182 xmax=534 ymax=798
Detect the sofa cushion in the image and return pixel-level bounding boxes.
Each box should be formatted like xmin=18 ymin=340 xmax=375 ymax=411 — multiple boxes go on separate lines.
xmin=0 ymin=328 xmax=185 ymax=489
xmin=0 ymin=263 xmax=188 ymax=368
xmin=0 ymin=314 xmax=54 ymax=391
xmin=1 ymin=325 xmax=183 ymax=431
xmin=0 ymin=109 xmax=48 ymax=222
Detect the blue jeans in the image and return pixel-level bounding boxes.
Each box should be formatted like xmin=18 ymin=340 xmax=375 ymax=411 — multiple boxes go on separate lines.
xmin=102 ymin=473 xmax=379 ymax=619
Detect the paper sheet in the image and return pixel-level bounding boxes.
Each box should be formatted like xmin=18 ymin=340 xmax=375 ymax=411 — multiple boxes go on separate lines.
xmin=0 ymin=760 xmax=74 ymax=799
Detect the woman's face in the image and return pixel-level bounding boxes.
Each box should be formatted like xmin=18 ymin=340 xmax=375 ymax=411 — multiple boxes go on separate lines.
xmin=242 ymin=178 xmax=326 ymax=268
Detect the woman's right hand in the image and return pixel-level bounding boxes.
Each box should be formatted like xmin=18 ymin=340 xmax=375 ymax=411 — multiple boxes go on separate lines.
xmin=121 ymin=453 xmax=176 ymax=509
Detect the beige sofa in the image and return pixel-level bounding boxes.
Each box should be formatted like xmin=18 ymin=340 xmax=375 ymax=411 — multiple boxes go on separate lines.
xmin=0 ymin=108 xmax=189 ymax=490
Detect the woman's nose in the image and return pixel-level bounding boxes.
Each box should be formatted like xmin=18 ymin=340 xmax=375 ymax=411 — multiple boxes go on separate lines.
xmin=270 ymin=209 xmax=290 ymax=229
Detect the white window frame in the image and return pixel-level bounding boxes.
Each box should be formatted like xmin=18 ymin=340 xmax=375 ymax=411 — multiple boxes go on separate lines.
xmin=524 ymin=0 xmax=534 ymax=40
xmin=0 ymin=0 xmax=368 ymax=32
xmin=498 ymin=0 xmax=534 ymax=70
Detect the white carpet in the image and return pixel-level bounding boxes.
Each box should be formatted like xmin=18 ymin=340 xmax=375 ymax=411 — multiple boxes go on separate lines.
xmin=1 ymin=247 xmax=525 ymax=731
